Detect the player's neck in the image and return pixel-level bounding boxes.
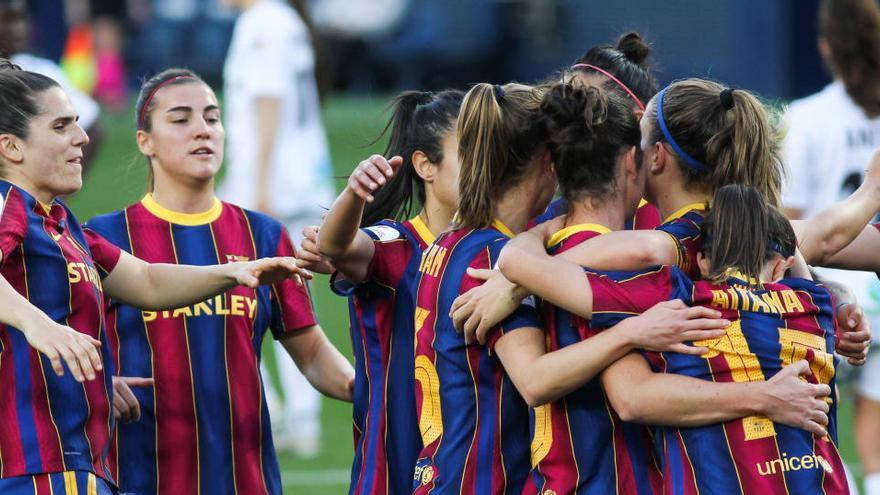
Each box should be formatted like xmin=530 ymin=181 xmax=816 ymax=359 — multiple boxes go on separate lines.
xmin=566 ymin=198 xmax=625 ymax=232
xmin=653 ymin=181 xmax=711 ymax=221
xmin=419 ymin=196 xmax=454 ymax=237
xmin=495 ymin=184 xmax=543 ymax=235
xmin=150 ymin=180 xmax=216 ymax=214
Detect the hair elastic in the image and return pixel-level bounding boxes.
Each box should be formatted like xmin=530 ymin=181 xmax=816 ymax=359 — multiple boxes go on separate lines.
xmin=655 ymin=86 xmax=709 ymax=172
xmin=767 ymin=240 xmax=794 ymax=258
xmin=720 ymin=88 xmax=736 ymax=110
xmin=138 ymin=75 xmax=197 ymax=130
xmin=570 ymin=63 xmax=645 ymax=110
xmin=493 ymin=84 xmax=505 ymax=102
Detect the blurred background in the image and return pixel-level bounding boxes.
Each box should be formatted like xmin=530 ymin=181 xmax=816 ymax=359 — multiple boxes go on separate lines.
xmin=6 ymin=0 xmax=855 ymax=492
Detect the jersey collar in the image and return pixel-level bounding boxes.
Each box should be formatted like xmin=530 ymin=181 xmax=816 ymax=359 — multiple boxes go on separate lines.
xmin=491 ymin=218 xmax=516 ymax=238
xmin=408 ymin=214 xmax=436 ymax=245
xmin=546 ymin=223 xmax=611 ymax=248
xmin=663 ymin=202 xmax=709 ymax=224
xmin=140 ymin=193 xmax=223 ymax=226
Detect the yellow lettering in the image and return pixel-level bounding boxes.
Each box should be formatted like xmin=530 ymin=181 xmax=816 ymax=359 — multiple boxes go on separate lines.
xmin=531 ymin=403 xmax=553 ymax=468
xmin=727 ymin=288 xmax=739 ymax=308
xmin=172 ymin=306 xmax=192 ymax=318
xmin=762 ymin=291 xmax=785 ymax=314
xmin=789 ymin=456 xmax=801 ymax=471
xmin=193 ymin=300 xmax=212 ymax=316
xmin=757 ymin=462 xmax=772 ymax=476
xmin=142 ymin=311 xmax=157 ymax=322
xmin=801 ymin=455 xmax=814 ymax=469
xmin=67 ymin=263 xmax=82 ymax=283
xmin=428 ymin=247 xmax=447 ymax=278
xmin=414 ymin=355 xmax=444 ymax=447
xmin=782 ymin=290 xmax=805 ymax=313
xmin=215 ymin=295 xmax=230 ymax=316
xmin=769 ymin=459 xmax=784 ymax=474
xmin=231 ymin=295 xmax=245 ymax=316
xmin=419 ymin=248 xmax=437 ymax=274
xmin=750 ymin=293 xmax=770 ymax=313
xmin=711 ymin=290 xmax=729 ymax=310
xmin=246 ymin=297 xmax=257 ymax=319
xmin=737 ymin=288 xmax=751 ymax=311
xmin=161 ymin=310 xmax=171 ymax=319
xmin=778 ymin=328 xmax=835 ymax=384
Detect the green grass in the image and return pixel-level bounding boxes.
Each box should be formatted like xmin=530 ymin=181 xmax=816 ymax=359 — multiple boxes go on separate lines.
xmin=68 ymin=94 xmax=865 ymax=493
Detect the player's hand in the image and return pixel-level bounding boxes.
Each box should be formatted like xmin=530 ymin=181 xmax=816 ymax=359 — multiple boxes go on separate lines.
xmin=232 ymin=257 xmax=312 ymax=288
xmin=760 ymin=360 xmax=831 ymax=437
xmin=347 ymin=155 xmax=403 ymax=203
xmin=621 ymin=299 xmax=729 ymax=355
xmin=19 ymin=313 xmax=103 ymax=382
xmin=112 ymin=376 xmax=153 ymax=423
xmin=297 ymin=225 xmax=335 ymax=275
xmin=835 ymin=302 xmax=871 ymax=366
xmin=450 ymin=268 xmax=527 ymax=345
xmin=529 ymin=215 xmax=566 ymax=244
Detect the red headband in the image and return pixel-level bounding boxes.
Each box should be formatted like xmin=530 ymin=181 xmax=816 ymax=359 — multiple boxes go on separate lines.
xmin=138 ymin=75 xmax=197 ymax=130
xmin=570 ymin=63 xmax=645 ymax=110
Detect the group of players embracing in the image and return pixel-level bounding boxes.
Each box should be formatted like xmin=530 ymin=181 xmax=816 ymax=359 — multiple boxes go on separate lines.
xmin=302 ymin=31 xmax=880 ymax=495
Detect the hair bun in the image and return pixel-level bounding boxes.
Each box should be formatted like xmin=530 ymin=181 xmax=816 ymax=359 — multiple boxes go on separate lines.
xmin=616 ymin=32 xmax=651 ymax=66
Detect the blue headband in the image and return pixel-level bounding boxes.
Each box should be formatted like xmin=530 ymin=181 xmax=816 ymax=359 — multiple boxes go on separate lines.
xmin=656 ymin=87 xmax=709 ymax=172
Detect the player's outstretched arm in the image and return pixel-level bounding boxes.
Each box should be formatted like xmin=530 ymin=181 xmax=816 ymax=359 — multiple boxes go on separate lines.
xmin=822 ymin=224 xmax=880 ymax=272
xmin=602 ymin=355 xmax=831 ymax=436
xmin=794 ymin=149 xmax=880 ymax=266
xmin=101 ymin=251 xmax=311 ymax=311
xmin=554 ymin=229 xmax=679 ymax=271
xmin=496 ymin=301 xmax=727 ymax=407
xmin=0 ymin=273 xmax=103 ymax=382
xmin=279 ymin=325 xmax=355 ymax=402
xmin=318 ymin=155 xmax=403 ymax=283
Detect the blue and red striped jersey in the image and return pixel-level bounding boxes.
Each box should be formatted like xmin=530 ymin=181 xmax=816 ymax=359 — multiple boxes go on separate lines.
xmin=654 ymin=203 xmax=708 ymax=279
xmin=330 ymin=217 xmax=434 ymax=495
xmin=527 ymin=224 xmax=662 ymax=495
xmin=531 ymin=198 xmax=661 ymax=231
xmin=0 ymin=180 xmax=120 ymax=483
xmin=412 ymin=220 xmax=541 ymax=495
xmin=587 ymin=266 xmax=848 ymax=495
xmin=85 ymin=194 xmax=317 ymax=495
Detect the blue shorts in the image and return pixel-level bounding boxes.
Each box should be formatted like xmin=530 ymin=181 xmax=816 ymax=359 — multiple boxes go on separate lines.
xmin=0 ymin=470 xmax=116 ymax=494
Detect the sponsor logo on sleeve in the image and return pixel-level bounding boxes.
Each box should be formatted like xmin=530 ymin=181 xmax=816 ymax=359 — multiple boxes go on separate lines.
xmin=364 ymin=225 xmax=401 ymax=242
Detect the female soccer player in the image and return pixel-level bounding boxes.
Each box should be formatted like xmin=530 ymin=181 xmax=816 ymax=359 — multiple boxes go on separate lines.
xmin=505 ymin=79 xmax=834 ymax=495
xmin=409 ymin=81 xmax=743 ymax=495
xmin=496 ymin=184 xmax=849 ymax=494
xmin=85 ymin=68 xmax=354 ymax=495
xmin=315 ymin=89 xmax=464 ymax=495
xmin=0 ymin=60 xmax=304 ymax=493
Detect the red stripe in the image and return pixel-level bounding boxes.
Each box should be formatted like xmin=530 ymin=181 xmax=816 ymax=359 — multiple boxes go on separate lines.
xmin=817 ymin=437 xmax=848 ymax=494
xmin=28 ymin=349 xmax=64 ymax=470
xmin=668 ymin=431 xmax=699 ymax=495
xmin=0 ymin=250 xmax=28 ymax=475
xmin=33 ymin=472 xmax=53 ymax=494
xmin=461 ymin=347 xmax=481 ymax=494
xmin=211 ymin=207 xmax=266 ymax=495
xmin=610 ymin=410 xmax=638 ymax=493
xmin=126 ymin=204 xmax=199 ymax=495
xmin=352 ymin=299 xmax=369 ymax=495
xmin=370 ymin=298 xmax=394 ymax=494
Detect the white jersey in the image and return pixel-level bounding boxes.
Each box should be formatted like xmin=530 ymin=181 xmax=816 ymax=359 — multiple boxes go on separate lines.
xmin=783 ymin=81 xmax=880 ymax=318
xmin=11 ymin=53 xmax=100 ymax=130
xmin=220 ymin=0 xmax=334 ymax=220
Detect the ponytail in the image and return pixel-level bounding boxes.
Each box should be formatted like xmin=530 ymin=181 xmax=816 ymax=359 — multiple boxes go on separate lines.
xmin=701 ymin=185 xmax=796 ymax=285
xmin=456 ymin=83 xmax=547 ymax=229
xmin=361 ymin=89 xmax=464 ymax=227
xmin=647 ymin=79 xmax=784 ymax=206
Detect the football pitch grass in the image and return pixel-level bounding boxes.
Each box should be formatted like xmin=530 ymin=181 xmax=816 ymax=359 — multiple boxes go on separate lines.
xmin=68 ymin=94 xmax=863 ymax=493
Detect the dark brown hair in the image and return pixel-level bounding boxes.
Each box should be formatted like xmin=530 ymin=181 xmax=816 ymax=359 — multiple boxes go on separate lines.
xmin=0 ymin=58 xmax=60 ymax=140
xmin=645 ymin=79 xmax=785 ymax=206
xmin=701 ymin=184 xmax=797 ymax=285
xmin=571 ymin=31 xmax=659 ymax=105
xmin=540 ymin=81 xmax=640 ymax=204
xmin=820 ymin=0 xmax=880 ymax=118
xmin=455 ymin=83 xmax=548 ymax=229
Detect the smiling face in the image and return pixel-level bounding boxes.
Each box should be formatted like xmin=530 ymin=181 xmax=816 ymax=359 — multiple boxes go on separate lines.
xmin=137 ymin=82 xmax=224 ymax=189
xmin=2 ymin=86 xmax=90 ymax=202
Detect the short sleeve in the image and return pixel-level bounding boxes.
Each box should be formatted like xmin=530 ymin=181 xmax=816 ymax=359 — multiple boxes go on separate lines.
xmin=270 ymin=227 xmax=318 ymax=338
xmin=84 ymin=229 xmax=122 ymax=277
xmin=655 ymin=219 xmax=702 ymax=278
xmin=587 ymin=267 xmax=681 ymax=328
xmin=0 ymin=189 xmax=28 ymax=265
xmin=362 ymin=223 xmax=414 ymax=289
xmin=781 ymin=106 xmax=818 ymax=212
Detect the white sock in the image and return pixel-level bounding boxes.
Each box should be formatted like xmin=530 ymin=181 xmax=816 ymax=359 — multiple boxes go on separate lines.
xmin=864 ymin=472 xmax=880 ymax=495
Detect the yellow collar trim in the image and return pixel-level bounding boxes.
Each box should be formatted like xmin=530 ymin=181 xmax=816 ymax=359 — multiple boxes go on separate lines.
xmin=663 ymin=202 xmax=709 ymax=223
xmin=546 ymin=223 xmax=611 ymax=248
xmin=408 ymin=214 xmax=436 ymax=245
xmin=638 ymin=198 xmax=649 ymax=208
xmin=140 ymin=193 xmax=223 ymax=226
xmin=492 ymin=219 xmax=516 ymax=238
xmin=37 ymin=201 xmax=53 ymax=215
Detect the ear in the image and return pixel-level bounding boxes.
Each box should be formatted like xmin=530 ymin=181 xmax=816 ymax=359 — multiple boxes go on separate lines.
xmin=540 ymin=148 xmax=554 ymax=174
xmin=633 ymin=108 xmax=645 ymax=121
xmin=696 ymin=251 xmax=711 ymax=279
xmin=622 ymin=146 xmax=638 ymax=180
xmin=818 ymin=38 xmax=832 ymax=64
xmin=771 ymin=255 xmax=795 ymax=282
xmin=412 ymin=150 xmax=433 ymax=183
xmin=650 ymin=141 xmax=667 ymax=175
xmin=0 ymin=134 xmax=24 ymax=165
xmin=136 ymin=130 xmax=154 ymax=158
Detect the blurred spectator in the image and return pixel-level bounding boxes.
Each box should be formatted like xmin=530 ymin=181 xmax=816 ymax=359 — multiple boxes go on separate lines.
xmin=90 ymin=0 xmax=128 ymax=110
xmin=0 ymin=0 xmax=103 ymax=174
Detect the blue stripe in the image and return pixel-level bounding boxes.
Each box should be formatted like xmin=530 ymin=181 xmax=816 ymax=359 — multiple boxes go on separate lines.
xmin=9 ymin=328 xmax=43 ymax=473
xmin=348 ymin=297 xmax=368 ymax=494
xmin=360 ymin=296 xmax=384 ymax=493
xmin=172 ymin=223 xmax=235 ymax=493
